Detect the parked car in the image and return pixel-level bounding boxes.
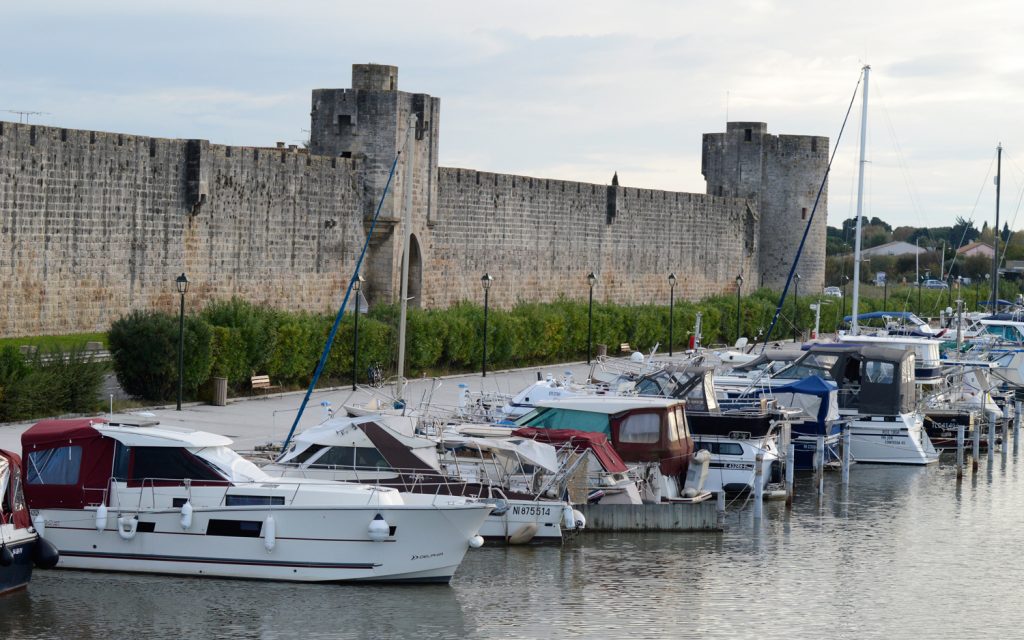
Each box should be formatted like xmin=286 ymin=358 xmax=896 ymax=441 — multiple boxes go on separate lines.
xmin=823 ymin=286 xmax=843 ymax=298
xmin=922 ymin=279 xmax=949 ymax=290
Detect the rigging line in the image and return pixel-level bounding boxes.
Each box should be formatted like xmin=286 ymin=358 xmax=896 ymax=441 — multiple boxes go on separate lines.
xmin=996 ymin=170 xmax=1024 ymax=270
xmin=762 ymin=69 xmax=863 ymax=351
xmin=279 ymin=142 xmax=406 ymax=456
xmin=874 ymin=79 xmax=928 ymax=233
xmin=946 ymin=151 xmax=998 ymax=278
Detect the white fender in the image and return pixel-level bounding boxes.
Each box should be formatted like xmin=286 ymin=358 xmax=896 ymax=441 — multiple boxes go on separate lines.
xmin=32 ymin=514 xmax=45 ymax=538
xmin=572 ymin=509 xmax=586 ymax=530
xmin=263 ymin=515 xmax=276 ymax=552
xmin=469 ymin=535 xmax=484 ymax=548
xmin=368 ymin=514 xmax=389 ymax=542
xmin=95 ymin=504 xmax=108 ymax=532
xmin=562 ymin=505 xmax=576 ymax=530
xmin=180 ymin=501 xmax=193 ymax=530
xmin=117 ymin=515 xmax=138 ymax=540
xmin=507 ymin=523 xmax=538 ymax=545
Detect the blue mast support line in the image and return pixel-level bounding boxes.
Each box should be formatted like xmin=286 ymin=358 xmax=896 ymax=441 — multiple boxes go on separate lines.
xmin=278 ymin=150 xmax=403 ymax=456
xmin=760 ymin=71 xmax=863 ymax=352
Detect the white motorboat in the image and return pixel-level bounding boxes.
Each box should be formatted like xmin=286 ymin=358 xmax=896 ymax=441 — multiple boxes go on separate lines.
xmin=21 ymin=417 xmax=490 ymax=584
xmin=267 ymin=414 xmax=575 ymax=544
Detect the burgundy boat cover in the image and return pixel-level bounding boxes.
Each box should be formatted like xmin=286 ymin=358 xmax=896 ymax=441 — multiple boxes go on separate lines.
xmin=512 ymin=428 xmax=629 ymax=474
xmin=0 ymin=449 xmax=31 ymax=528
xmin=21 ymin=418 xmax=114 ymax=510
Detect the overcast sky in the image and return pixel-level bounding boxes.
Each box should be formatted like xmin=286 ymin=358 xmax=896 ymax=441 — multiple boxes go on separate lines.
xmin=4 ymin=0 xmax=1023 ymax=230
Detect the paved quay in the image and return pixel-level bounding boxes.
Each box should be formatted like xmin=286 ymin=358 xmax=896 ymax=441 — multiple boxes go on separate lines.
xmin=0 ymin=362 xmax=594 ymax=454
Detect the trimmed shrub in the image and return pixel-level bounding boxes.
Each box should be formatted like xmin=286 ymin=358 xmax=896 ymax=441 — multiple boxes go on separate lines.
xmin=108 ymin=310 xmax=213 ymax=401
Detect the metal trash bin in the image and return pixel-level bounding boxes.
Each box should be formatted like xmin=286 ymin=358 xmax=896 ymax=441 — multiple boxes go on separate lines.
xmin=212 ymin=377 xmax=228 ymax=406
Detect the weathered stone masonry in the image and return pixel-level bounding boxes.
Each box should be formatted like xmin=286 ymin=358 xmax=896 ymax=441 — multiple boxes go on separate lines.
xmin=0 ymin=64 xmax=827 ymax=337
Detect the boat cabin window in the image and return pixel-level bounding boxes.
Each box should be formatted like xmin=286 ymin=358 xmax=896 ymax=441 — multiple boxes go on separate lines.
xmin=618 ymin=413 xmax=661 ymax=443
xmin=865 ymin=361 xmax=895 ymax=384
xmin=310 ymin=446 xmax=389 ymax=470
xmin=635 ymin=376 xmax=667 ymax=397
xmin=26 ymin=446 xmax=83 ymax=485
xmin=694 ymin=440 xmax=743 ymax=456
xmin=667 ymin=407 xmax=688 ymax=441
xmin=128 ymin=447 xmax=224 ymax=482
xmin=515 ymin=407 xmax=611 ymax=436
xmin=291 ymin=444 xmax=326 ymax=464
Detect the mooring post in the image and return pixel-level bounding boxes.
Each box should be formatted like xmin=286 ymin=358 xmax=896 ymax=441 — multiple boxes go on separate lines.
xmin=1015 ymin=400 xmax=1021 ymax=456
xmin=816 ymin=434 xmax=825 ymax=495
xmin=988 ymin=413 xmax=996 ymax=466
xmin=716 ymin=490 xmax=726 ymax=529
xmin=956 ymin=423 xmax=965 ymax=480
xmin=1002 ymin=413 xmax=1009 ymax=465
xmin=785 ymin=443 xmax=795 ymax=509
xmin=973 ymin=419 xmax=981 ymax=472
xmin=841 ymin=425 xmax=851 ymax=484
xmin=753 ymin=453 xmax=764 ymax=521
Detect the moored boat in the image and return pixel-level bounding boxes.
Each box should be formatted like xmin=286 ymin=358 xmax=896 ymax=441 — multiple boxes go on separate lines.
xmin=21 ymin=417 xmax=490 ymax=584
xmin=1 ymin=449 xmax=51 ymax=595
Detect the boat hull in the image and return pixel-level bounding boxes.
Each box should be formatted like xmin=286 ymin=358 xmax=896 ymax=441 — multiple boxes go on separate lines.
xmin=34 ymin=504 xmax=489 ymax=584
xmin=848 ymin=414 xmax=939 ymax=465
xmin=0 ymin=527 xmax=36 ymax=595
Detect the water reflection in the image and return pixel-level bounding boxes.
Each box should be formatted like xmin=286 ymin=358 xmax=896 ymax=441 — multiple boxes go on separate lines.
xmin=3 ymin=455 xmax=1024 ymax=639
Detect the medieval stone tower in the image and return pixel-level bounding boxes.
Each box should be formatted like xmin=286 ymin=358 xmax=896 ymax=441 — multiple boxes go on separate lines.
xmin=309 ymin=64 xmax=439 ymax=307
xmin=701 ymin=122 xmax=828 ymax=291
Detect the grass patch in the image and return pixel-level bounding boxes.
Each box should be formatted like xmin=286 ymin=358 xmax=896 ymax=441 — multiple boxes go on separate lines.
xmin=0 ymin=332 xmax=108 ymax=351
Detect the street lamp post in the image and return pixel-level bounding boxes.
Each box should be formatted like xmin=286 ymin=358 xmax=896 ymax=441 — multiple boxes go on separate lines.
xmin=793 ymin=273 xmax=801 ymax=342
xmin=668 ymin=273 xmax=677 ymax=356
xmin=175 ymin=273 xmax=189 ymax=411
xmin=587 ymin=272 xmax=597 ymax=364
xmin=735 ymin=273 xmax=744 ymax=344
xmin=351 ymin=274 xmax=364 ymax=391
xmin=481 ymin=273 xmax=493 ymax=377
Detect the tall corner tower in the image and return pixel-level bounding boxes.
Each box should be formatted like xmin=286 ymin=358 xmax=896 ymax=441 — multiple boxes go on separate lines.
xmin=702 ymin=122 xmax=828 ymax=291
xmin=309 ymin=64 xmax=440 ymax=305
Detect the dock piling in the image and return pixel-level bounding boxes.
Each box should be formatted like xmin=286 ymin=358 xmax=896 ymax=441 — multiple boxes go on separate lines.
xmin=816 ymin=435 xmax=825 ymax=496
xmin=973 ymin=419 xmax=981 ymax=472
xmin=841 ymin=426 xmax=851 ymax=485
xmin=753 ymin=453 xmax=764 ymax=521
xmin=956 ymin=423 xmax=965 ymax=480
xmin=716 ymin=490 xmax=726 ymax=529
xmin=785 ymin=444 xmax=795 ymax=509
xmin=1015 ymin=400 xmax=1021 ymax=456
xmin=988 ymin=414 xmax=996 ymax=466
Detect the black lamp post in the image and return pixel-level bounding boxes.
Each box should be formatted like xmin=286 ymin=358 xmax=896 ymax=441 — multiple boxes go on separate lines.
xmin=351 ymin=274 xmax=364 ymax=391
xmin=735 ymin=273 xmax=744 ymax=343
xmin=793 ymin=273 xmax=801 ymax=342
xmin=668 ymin=273 xmax=677 ymax=356
xmin=481 ymin=273 xmax=493 ymax=377
xmin=587 ymin=271 xmax=597 ymax=364
xmin=175 ymin=272 xmax=189 ymax=411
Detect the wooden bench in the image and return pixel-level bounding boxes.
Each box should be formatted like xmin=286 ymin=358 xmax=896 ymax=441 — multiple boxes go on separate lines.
xmin=251 ymin=374 xmax=281 ymax=395
xmin=619 ymin=342 xmax=632 ymax=353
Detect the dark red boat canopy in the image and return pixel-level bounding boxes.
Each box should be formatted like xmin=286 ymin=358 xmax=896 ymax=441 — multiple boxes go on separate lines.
xmin=513 ymin=427 xmax=629 ymax=474
xmin=0 ymin=449 xmax=31 ymax=528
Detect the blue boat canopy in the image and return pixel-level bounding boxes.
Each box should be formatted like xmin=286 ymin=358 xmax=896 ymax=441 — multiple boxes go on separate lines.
xmin=753 ymin=375 xmax=838 ymax=427
xmin=842 ymin=311 xmax=923 ymax=323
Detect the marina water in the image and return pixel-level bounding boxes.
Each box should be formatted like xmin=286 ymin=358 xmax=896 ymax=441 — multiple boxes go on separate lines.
xmin=1 ymin=457 xmax=1019 ymax=639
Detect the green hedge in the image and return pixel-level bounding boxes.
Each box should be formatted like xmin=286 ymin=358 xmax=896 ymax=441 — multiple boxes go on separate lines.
xmin=0 ymin=345 xmax=107 ymax=422
xmin=109 ymin=287 xmax=992 ymax=402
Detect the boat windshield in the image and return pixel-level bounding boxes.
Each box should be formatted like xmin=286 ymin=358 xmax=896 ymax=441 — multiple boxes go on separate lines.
xmin=514 ymin=407 xmax=611 ymax=436
xmin=194 ymin=446 xmax=270 ymax=483
xmin=777 ymin=354 xmax=838 ymax=381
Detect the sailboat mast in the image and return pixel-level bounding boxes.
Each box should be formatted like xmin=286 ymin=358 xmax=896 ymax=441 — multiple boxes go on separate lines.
xmin=850 ymin=64 xmax=870 ymax=337
xmin=991 ymin=143 xmax=1002 ymax=309
xmin=396 ymin=114 xmax=416 ymax=403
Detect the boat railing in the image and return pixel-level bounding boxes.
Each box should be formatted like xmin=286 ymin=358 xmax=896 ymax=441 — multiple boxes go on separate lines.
xmin=267 ymin=461 xmax=482 ymax=498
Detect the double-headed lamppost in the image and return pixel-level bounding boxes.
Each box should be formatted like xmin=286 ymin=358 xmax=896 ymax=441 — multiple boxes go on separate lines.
xmin=481 ymin=273 xmax=493 ymax=377
xmin=735 ymin=273 xmax=744 ymax=344
xmin=668 ymin=273 xmax=677 ymax=356
xmin=587 ymin=271 xmax=597 ymax=364
xmin=793 ymin=273 xmax=801 ymax=342
xmin=351 ymin=274 xmax=365 ymax=391
xmin=175 ymin=273 xmax=189 ymax=411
